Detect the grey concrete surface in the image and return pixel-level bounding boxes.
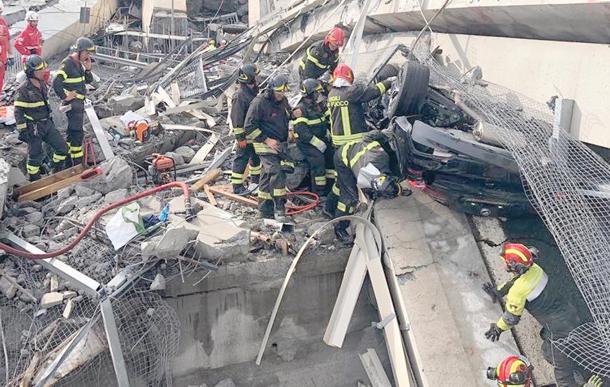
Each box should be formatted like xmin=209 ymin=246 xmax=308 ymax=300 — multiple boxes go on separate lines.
xmin=374 ymin=190 xmax=520 ymax=386
xmin=0 ymin=158 xmax=8 ymax=219
xmin=166 ymin=248 xmax=393 ymax=386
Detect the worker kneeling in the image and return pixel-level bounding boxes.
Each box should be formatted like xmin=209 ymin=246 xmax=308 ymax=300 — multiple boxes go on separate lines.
xmin=329 ymin=128 xmax=407 ymax=244
xmin=484 ymin=243 xmax=606 ymax=387
xmin=293 ymin=78 xmax=334 ymax=196
xmin=15 ymin=55 xmax=69 ymax=181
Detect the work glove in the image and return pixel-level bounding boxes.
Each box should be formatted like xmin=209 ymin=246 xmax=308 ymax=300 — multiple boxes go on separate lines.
xmin=237 ymin=140 xmax=247 ymax=149
xmin=6 ymin=56 xmax=14 ymax=67
xmin=584 ymin=375 xmax=603 ymax=387
xmin=482 ymin=282 xmax=501 ymax=303
xmin=484 ymin=323 xmax=503 ymax=342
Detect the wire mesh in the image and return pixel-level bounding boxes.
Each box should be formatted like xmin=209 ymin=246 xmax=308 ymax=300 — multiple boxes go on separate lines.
xmin=411 ymin=42 xmax=610 ymax=375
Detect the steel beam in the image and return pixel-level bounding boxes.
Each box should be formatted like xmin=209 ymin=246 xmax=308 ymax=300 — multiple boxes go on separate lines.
xmin=100 ymin=299 xmax=131 ymax=387
xmin=84 ymin=100 xmax=115 ymax=161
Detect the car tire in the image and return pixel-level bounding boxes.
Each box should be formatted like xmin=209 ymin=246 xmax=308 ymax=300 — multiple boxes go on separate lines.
xmin=375 ymin=63 xmax=399 ymax=82
xmin=386 ymin=61 xmax=430 ymax=118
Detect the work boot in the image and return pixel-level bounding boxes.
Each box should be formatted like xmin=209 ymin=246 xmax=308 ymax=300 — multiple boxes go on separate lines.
xmin=274 ymin=199 xmax=292 ymax=223
xmin=259 ymin=200 xmax=274 ymax=220
xmin=334 ymin=221 xmax=353 ymax=245
xmin=324 ymin=196 xmax=337 ymax=219
xmin=28 ymin=172 xmax=41 ymax=182
xmin=52 ymin=160 xmax=67 ymax=174
xmin=250 ymin=175 xmax=259 ymax=184
xmin=71 ymin=156 xmax=83 ymax=167
xmin=233 ymin=184 xmax=247 ymax=195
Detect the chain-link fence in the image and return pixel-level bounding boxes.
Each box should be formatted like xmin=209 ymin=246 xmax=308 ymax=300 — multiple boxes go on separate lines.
xmin=410 ymin=40 xmax=610 ymax=376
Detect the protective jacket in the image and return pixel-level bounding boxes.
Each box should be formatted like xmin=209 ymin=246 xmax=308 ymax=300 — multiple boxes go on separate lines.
xmin=299 ymin=41 xmax=339 ymax=80
xmin=293 ymin=97 xmax=330 ymax=151
xmin=14 ymin=24 xmax=43 ymax=60
xmin=0 ymin=17 xmax=9 ymax=63
xmin=328 ymin=80 xmax=391 ymax=146
xmin=495 ymin=263 xmax=582 ymax=338
xmin=231 ymin=84 xmax=258 ymax=142
xmin=52 ymin=55 xmax=93 ymax=101
xmin=14 ymin=79 xmax=52 ymax=130
xmin=245 ymin=89 xmax=292 ymax=155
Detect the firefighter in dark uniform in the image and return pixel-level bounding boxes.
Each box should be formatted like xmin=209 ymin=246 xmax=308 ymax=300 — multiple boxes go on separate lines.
xmin=292 ymin=78 xmax=334 ymax=196
xmin=245 ymin=75 xmax=294 ymax=220
xmin=483 ymin=243 xmax=605 ymax=387
xmin=298 ymin=27 xmax=345 ymax=82
xmin=15 ymin=55 xmax=69 ymax=181
xmin=324 ymin=63 xmax=393 ymax=218
xmin=52 ymin=37 xmax=95 ymax=166
xmin=331 ymin=130 xmax=402 ymax=242
xmin=231 ymin=64 xmax=262 ymax=194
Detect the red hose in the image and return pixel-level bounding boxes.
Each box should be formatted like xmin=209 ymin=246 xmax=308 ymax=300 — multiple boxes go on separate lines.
xmin=0 ymin=182 xmax=191 ymax=260
xmin=286 ymin=191 xmax=319 ymax=215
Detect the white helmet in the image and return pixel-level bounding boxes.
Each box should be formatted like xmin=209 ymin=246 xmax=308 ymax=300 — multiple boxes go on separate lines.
xmin=26 ymin=11 xmax=39 ymax=22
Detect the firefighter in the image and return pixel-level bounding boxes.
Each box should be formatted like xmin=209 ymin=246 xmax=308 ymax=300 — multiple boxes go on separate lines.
xmin=0 ymin=1 xmax=15 ymax=93
xmin=14 ymin=11 xmax=43 ymax=63
xmin=486 ymin=355 xmax=533 ymax=387
xmin=483 ymin=242 xmax=604 ymax=387
xmin=231 ymin=63 xmax=262 ymax=194
xmin=245 ymin=74 xmax=294 ymax=221
xmin=203 ymin=39 xmax=216 ymax=52
xmin=292 ymin=78 xmax=334 ymax=196
xmin=298 ymin=26 xmax=345 ymax=82
xmin=52 ymin=37 xmax=95 ymax=166
xmin=15 ymin=55 xmax=68 ymax=181
xmin=327 ymin=63 xmax=392 ymax=147
xmin=330 ymin=130 xmax=403 ymax=243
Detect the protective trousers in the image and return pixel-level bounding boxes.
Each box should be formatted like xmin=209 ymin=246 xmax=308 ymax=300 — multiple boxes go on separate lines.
xmin=258 ymin=153 xmax=287 ymax=218
xmin=542 ymin=339 xmax=591 ymax=387
xmin=333 ymin=150 xmax=358 ymax=234
xmin=231 ymin=144 xmax=261 ymax=188
xmin=299 ymin=144 xmax=327 ymax=195
xmin=65 ymin=100 xmax=85 ymax=165
xmin=25 ymin=120 xmax=69 ymax=180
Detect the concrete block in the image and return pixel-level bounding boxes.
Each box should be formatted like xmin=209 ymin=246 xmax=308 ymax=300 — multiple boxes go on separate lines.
xmin=164 ymin=151 xmax=185 ymax=166
xmin=75 ymin=185 xmax=95 ymax=197
xmin=63 ymin=299 xmax=75 ymax=319
xmin=50 ymin=275 xmax=59 ymax=292
xmin=81 ymin=157 xmax=133 ymax=194
xmin=40 ymin=292 xmax=64 ymax=308
xmin=77 ymin=192 xmax=103 ymax=208
xmin=104 ymin=188 xmax=128 ymax=204
xmin=24 ymin=211 xmax=44 ymax=226
xmin=214 ymin=379 xmax=236 ymax=387
xmin=0 ymin=275 xmax=18 ymax=299
xmin=108 ymin=95 xmax=145 ymax=115
xmin=150 ymin=273 xmax=166 ymax=291
xmin=57 ymin=187 xmax=73 ymax=201
xmin=8 ymin=166 xmax=28 ymax=187
xmin=63 ymin=290 xmax=78 ymax=299
xmin=307 ymin=221 xmax=335 ymax=244
xmin=57 ymin=196 xmax=78 ymax=215
xmin=142 ymin=225 xmax=198 ymax=259
xmin=174 ymin=146 xmax=196 ymax=163
xmin=22 ymin=224 xmax=41 ymax=238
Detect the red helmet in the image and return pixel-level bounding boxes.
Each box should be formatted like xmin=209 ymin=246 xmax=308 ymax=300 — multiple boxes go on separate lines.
xmin=324 ymin=27 xmax=345 ymax=47
xmin=501 ymin=243 xmax=534 ymax=274
xmin=487 ymin=355 xmax=532 ymax=387
xmin=332 ymin=64 xmax=353 ymax=83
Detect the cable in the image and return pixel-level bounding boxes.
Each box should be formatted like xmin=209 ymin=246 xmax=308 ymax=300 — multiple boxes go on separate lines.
xmin=286 ymin=191 xmax=319 ymax=215
xmin=410 ymin=0 xmax=452 ymax=53
xmin=0 ymin=182 xmax=192 ymax=260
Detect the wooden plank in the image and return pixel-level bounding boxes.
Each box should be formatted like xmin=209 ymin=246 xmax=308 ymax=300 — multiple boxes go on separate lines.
xmin=190 ymin=133 xmax=219 ymax=165
xmin=359 ymin=348 xmax=392 ymax=387
xmin=15 ymin=165 xmax=84 ymax=195
xmin=208 ymin=186 xmax=257 ymax=207
xmin=188 ymin=109 xmax=217 ymax=128
xmin=204 ymin=184 xmax=217 ymax=206
xmin=162 ymin=124 xmax=215 ymax=134
xmin=18 ymin=168 xmax=101 ymax=202
xmin=157 ymin=86 xmax=176 ymax=108
xmin=190 ymin=168 xmax=221 ymax=192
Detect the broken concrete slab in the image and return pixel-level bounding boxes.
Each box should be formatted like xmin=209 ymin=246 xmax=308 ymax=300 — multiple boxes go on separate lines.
xmin=79 ymin=157 xmax=134 ymax=194
xmin=307 ymin=221 xmax=335 ymax=244
xmin=165 ymin=151 xmax=185 ymax=166
xmin=150 ymin=273 xmax=166 ymax=291
xmin=141 ymin=224 xmax=199 ymax=260
xmin=8 ymin=166 xmax=28 ymax=187
xmin=22 ymin=224 xmax=41 ymax=239
xmin=104 ymin=188 xmax=128 ymax=204
xmin=0 ymin=275 xmax=18 ymax=299
xmin=77 ymin=192 xmax=103 ymax=208
xmin=63 ymin=299 xmax=75 ymax=319
xmin=57 ymin=187 xmax=73 ymax=201
xmin=214 ymin=379 xmax=236 ymax=387
xmin=174 ymin=146 xmax=196 ymax=163
xmin=40 ymin=292 xmax=64 ymax=308
xmin=57 ymin=196 xmax=78 ymax=215
xmin=25 ymin=211 xmax=44 ymax=226
xmin=108 ymin=95 xmax=146 ymax=115
xmin=75 ymin=185 xmax=96 ymax=197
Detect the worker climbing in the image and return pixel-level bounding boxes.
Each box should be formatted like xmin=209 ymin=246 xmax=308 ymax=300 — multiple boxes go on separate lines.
xmin=327 ymin=63 xmax=393 ymax=147
xmin=0 ymin=1 xmax=15 ymax=94
xmin=292 ymin=78 xmax=334 ymax=196
xmin=14 ymin=11 xmax=43 ymax=63
xmin=245 ymin=74 xmax=295 ymax=221
xmin=326 ymin=128 xmax=407 ymax=243
xmin=15 ymin=55 xmax=69 ymax=181
xmin=203 ymin=38 xmax=217 ymax=52
xmin=231 ymin=63 xmax=262 ymax=194
xmin=483 ymin=242 xmax=606 ymax=387
xmin=52 ymin=37 xmax=95 ymax=166
xmin=298 ymin=26 xmax=345 ymax=82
